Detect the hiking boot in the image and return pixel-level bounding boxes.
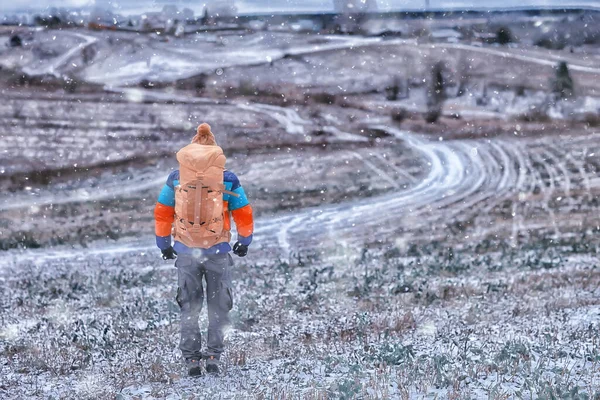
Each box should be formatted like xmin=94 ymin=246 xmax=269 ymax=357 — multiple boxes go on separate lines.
xmin=185 ymin=358 xmax=202 ymax=377
xmin=205 ymin=356 xmax=220 ymax=375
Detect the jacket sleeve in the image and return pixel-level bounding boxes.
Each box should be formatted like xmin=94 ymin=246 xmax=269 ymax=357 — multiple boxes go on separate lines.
xmin=226 ymin=176 xmax=254 ymax=246
xmin=154 ymin=172 xmax=177 ymax=250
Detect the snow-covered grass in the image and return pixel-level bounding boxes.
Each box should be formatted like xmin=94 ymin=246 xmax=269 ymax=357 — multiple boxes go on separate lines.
xmin=2 ymin=234 xmax=600 ymax=399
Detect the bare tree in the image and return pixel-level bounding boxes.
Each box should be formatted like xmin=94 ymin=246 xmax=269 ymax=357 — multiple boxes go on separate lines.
xmin=477 ymin=81 xmax=489 ymax=106
xmin=386 ymin=76 xmax=410 ymax=101
xmin=426 ymin=62 xmax=446 ymax=123
xmin=456 ymin=55 xmax=471 ymax=97
xmin=82 ymin=45 xmax=97 ymax=65
xmin=200 ymin=7 xmax=209 ymax=26
xmin=385 ymin=76 xmax=401 ymax=101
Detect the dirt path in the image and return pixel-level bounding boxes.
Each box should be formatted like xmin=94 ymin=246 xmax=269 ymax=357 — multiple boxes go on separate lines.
xmin=23 ymin=31 xmax=98 ymax=77
xmin=438 ymin=42 xmax=600 ymax=74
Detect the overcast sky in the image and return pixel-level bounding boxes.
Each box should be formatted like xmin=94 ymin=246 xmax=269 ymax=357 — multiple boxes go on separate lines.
xmin=1 ymin=0 xmax=598 ymax=14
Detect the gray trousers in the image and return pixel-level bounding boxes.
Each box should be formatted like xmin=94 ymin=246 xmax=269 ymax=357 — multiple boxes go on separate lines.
xmin=175 ymin=252 xmax=234 ymax=360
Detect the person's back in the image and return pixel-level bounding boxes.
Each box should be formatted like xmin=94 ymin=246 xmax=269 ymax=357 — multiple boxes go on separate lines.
xmin=153 ymin=123 xmax=254 ymax=376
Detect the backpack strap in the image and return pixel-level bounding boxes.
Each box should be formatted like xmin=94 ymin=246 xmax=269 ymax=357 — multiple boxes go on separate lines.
xmin=223 ymin=189 xmax=240 ymax=198
xmin=195 ymin=172 xmax=239 ymax=198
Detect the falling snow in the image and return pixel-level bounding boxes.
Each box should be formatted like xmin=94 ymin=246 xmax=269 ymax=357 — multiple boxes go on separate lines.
xmin=1 ymin=2 xmax=600 ymax=399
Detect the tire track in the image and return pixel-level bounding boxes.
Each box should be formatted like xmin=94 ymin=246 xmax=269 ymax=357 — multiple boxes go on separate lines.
xmin=542 ymin=146 xmax=572 ymax=201
xmin=262 ymin=126 xmax=511 ymax=252
xmin=348 ymin=151 xmax=401 ymax=190
xmin=530 ymin=151 xmax=560 ymax=237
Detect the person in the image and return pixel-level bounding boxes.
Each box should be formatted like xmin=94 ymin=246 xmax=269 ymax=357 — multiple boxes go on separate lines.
xmin=154 ymin=123 xmax=254 ymax=376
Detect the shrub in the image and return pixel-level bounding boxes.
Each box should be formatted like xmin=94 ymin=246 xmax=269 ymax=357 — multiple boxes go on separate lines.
xmin=237 ymin=79 xmax=258 ymax=96
xmin=311 ymin=92 xmax=337 ymax=105
xmin=495 ymin=340 xmax=530 ymax=367
xmin=140 ymin=79 xmax=155 ymax=89
xmin=385 ymin=76 xmax=401 ymax=101
xmin=63 ymin=77 xmax=78 ymax=93
xmin=373 ymin=343 xmax=415 ymax=366
xmin=0 ymin=231 xmax=41 ymax=250
xmin=335 ymin=378 xmax=362 ymax=399
xmin=391 ymin=108 xmax=408 ymax=123
xmin=535 ymin=35 xmax=567 ymax=50
xmin=583 ymin=112 xmax=600 ymax=127
xmin=516 ymin=107 xmax=551 ymax=123
xmin=552 ymin=61 xmax=575 ymax=99
xmin=496 ymin=27 xmax=513 ymax=45
xmin=425 ymin=107 xmax=442 ymax=123
xmin=193 ymin=73 xmax=207 ymax=93
xmin=33 ymin=15 xmax=62 ymax=28
xmin=9 ymin=35 xmax=22 ymax=47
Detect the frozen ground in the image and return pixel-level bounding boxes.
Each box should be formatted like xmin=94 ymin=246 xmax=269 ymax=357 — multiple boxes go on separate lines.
xmin=2 ymin=233 xmax=600 ymax=398
xmin=1 ymin=15 xmax=600 ymax=399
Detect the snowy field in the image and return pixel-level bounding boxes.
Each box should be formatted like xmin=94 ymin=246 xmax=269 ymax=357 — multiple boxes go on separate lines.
xmin=2 ymin=234 xmax=600 ymax=398
xmin=1 ymin=11 xmax=600 ymax=399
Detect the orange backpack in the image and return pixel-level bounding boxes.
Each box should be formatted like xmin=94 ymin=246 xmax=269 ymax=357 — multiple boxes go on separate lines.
xmin=174 ymin=144 xmax=237 ymax=249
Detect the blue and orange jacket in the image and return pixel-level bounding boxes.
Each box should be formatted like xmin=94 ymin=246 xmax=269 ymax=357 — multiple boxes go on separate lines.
xmin=154 ymin=170 xmax=254 ymax=254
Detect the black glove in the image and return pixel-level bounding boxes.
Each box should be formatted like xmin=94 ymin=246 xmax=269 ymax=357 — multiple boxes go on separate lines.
xmin=161 ymin=247 xmax=177 ymax=260
xmin=233 ymin=242 xmax=248 ymax=257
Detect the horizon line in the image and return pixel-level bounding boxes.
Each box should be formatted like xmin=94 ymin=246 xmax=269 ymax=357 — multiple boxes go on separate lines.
xmin=2 ymin=3 xmax=599 ymax=17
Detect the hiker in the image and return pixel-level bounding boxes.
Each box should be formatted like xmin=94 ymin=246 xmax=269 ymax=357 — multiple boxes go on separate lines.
xmin=154 ymin=123 xmax=254 ymax=376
